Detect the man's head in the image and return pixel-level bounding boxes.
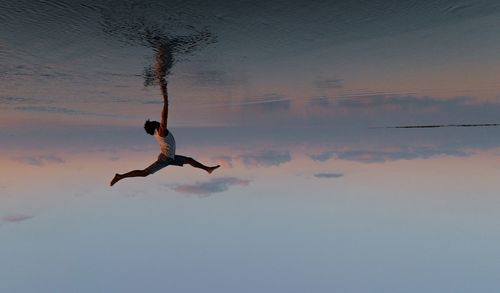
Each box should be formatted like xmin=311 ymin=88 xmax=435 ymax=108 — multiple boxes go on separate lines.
xmin=144 ymin=119 xmax=160 ymax=135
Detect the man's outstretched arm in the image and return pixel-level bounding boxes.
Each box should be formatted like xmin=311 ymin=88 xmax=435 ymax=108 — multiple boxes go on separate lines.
xmin=158 ymin=79 xmax=169 ymax=136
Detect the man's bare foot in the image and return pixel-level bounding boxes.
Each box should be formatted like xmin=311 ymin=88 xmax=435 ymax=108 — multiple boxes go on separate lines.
xmin=110 ymin=173 xmax=121 ymax=186
xmin=207 ymin=165 xmax=220 ymax=174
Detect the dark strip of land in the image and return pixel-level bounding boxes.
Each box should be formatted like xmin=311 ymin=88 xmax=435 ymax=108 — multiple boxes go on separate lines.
xmin=386 ymin=123 xmax=500 ymax=129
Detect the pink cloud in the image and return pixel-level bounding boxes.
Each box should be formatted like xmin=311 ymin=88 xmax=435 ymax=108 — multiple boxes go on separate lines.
xmin=2 ymin=214 xmax=33 ymax=223
xmin=172 ymin=177 xmax=250 ymax=195
xmin=314 ymin=172 xmax=344 ymax=179
xmin=12 ymin=154 xmax=65 ymax=166
xmin=238 ymin=150 xmax=291 ymax=167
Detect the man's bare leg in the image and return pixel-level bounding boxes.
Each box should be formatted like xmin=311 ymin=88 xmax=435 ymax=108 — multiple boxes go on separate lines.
xmin=185 ymin=157 xmax=220 ymax=174
xmin=110 ymin=169 xmax=150 ymax=186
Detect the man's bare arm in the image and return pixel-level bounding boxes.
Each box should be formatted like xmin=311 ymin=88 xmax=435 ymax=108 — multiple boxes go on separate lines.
xmin=158 ymin=80 xmax=168 ymax=136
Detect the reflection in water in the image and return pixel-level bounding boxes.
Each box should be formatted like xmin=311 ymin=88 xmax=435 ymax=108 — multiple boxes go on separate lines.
xmin=99 ymin=0 xmax=216 ymax=85
xmin=142 ymin=30 xmax=215 ymax=87
xmin=1 ymin=0 xmax=499 ymax=104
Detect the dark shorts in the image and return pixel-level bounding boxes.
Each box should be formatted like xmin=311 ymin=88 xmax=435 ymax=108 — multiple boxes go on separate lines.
xmin=145 ymin=154 xmax=189 ymax=174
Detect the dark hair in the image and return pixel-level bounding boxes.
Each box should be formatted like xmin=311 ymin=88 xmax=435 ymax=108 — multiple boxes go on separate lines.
xmin=144 ymin=119 xmax=160 ymax=135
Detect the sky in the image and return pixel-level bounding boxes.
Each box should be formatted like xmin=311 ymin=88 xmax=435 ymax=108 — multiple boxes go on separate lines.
xmin=1 ymin=0 xmax=500 ymax=292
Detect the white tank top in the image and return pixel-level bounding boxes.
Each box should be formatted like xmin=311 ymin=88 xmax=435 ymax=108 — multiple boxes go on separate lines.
xmin=154 ymin=129 xmax=176 ymax=159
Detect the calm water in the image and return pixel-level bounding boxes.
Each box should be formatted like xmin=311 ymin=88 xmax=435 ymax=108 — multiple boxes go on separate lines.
xmin=1 ymin=1 xmax=500 ymax=292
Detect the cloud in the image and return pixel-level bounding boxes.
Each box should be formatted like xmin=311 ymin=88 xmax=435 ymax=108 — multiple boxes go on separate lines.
xmin=314 ymin=172 xmax=343 ymax=179
xmin=2 ymin=214 xmax=33 ymax=223
xmin=315 ymin=79 xmax=343 ymax=89
xmin=300 ymin=94 xmax=500 ymax=132
xmin=241 ymin=95 xmax=291 ymax=112
xmin=13 ymin=154 xmax=65 ymax=166
xmin=309 ymin=151 xmax=336 ymax=162
xmin=311 ymin=94 xmax=488 ymax=120
xmin=309 ymin=96 xmax=332 ymax=108
xmin=14 ymin=106 xmax=83 ymax=115
xmin=336 ymin=149 xmax=469 ymax=163
xmin=336 ymin=95 xmax=469 ymax=110
xmin=310 ymin=148 xmax=469 ymax=163
xmin=13 ymin=105 xmax=116 ymax=117
xmin=172 ymin=177 xmax=250 ymax=195
xmin=238 ymin=150 xmax=291 ymax=167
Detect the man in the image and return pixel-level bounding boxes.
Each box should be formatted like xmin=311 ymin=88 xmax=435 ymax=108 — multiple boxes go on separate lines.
xmin=110 ymin=89 xmax=220 ymax=186
xmin=110 ymin=47 xmax=219 ymax=186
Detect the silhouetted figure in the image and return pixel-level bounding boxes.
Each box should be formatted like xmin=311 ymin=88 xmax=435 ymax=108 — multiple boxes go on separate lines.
xmin=110 ymin=47 xmax=219 ymax=186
